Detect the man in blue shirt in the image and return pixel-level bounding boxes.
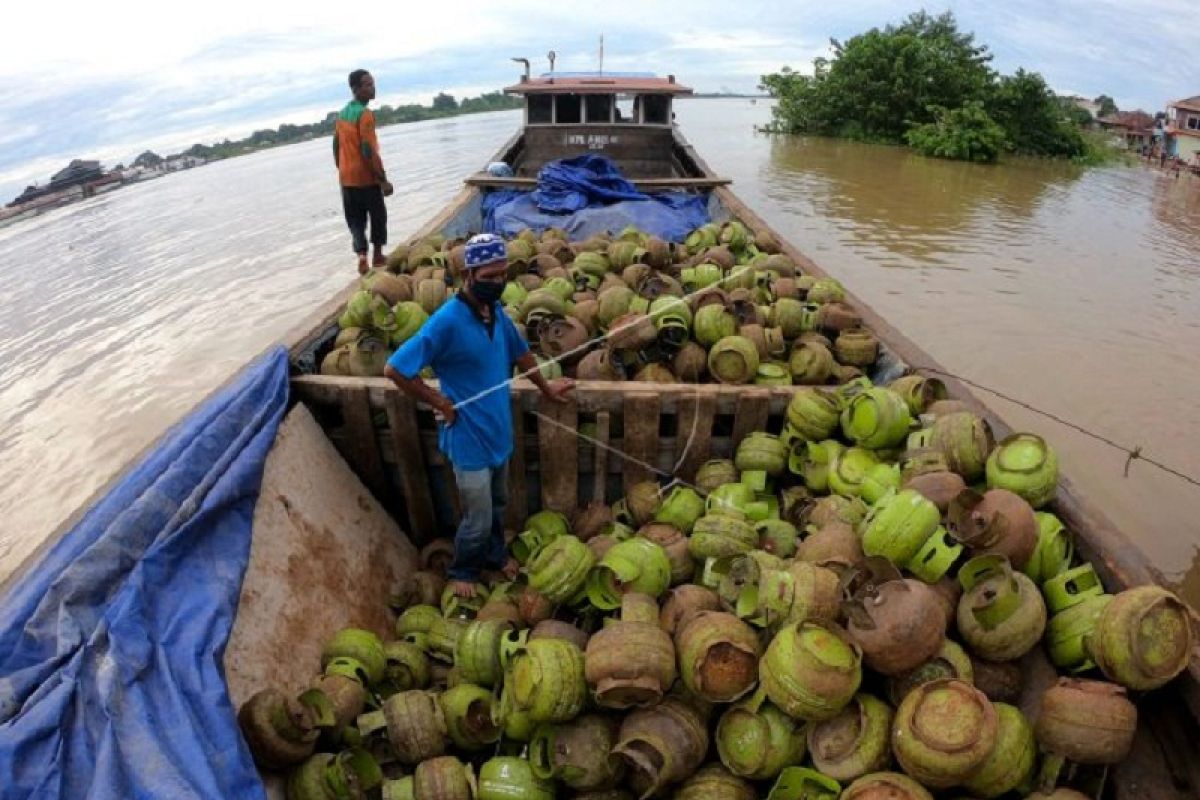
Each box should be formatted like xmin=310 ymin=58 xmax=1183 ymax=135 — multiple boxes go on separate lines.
xmin=385 ymin=233 xmax=574 ymax=598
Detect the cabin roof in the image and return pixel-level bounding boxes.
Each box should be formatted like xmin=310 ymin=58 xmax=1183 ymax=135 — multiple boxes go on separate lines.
xmin=505 ymin=72 xmax=693 ymax=96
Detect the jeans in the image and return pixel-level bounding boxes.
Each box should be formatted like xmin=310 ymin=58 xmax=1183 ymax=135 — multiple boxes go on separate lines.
xmin=341 ymin=185 xmax=387 ymax=254
xmin=448 ymin=462 xmax=509 ymax=582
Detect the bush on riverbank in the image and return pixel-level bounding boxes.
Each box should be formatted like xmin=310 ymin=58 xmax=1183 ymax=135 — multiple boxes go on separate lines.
xmin=759 ymin=11 xmax=1091 ymax=162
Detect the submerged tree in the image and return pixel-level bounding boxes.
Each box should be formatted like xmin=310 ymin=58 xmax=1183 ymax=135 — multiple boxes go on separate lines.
xmin=760 ymin=11 xmax=993 ymax=141
xmin=760 ymin=10 xmax=1086 ymax=161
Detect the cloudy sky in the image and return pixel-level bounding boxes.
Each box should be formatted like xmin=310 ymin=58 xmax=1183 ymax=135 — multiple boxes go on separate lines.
xmin=2 ymin=0 xmax=1197 ymax=201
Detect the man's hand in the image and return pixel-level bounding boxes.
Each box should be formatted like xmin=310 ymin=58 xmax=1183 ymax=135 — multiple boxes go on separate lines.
xmin=434 ymin=395 xmax=457 ymax=426
xmin=381 ymin=180 xmax=394 ymax=197
xmin=544 ymin=377 xmax=575 ymax=404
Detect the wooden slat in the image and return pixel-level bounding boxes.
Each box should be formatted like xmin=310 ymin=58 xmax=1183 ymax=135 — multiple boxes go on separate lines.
xmin=338 ymin=384 xmax=389 ymax=500
xmin=537 ymin=398 xmax=578 ymax=514
xmin=290 ymin=375 xmax=796 ymax=416
xmin=622 ymin=393 xmax=662 ymax=490
xmin=674 ymin=393 xmax=717 ymax=483
xmin=731 ymin=389 xmax=772 ymax=452
xmin=592 ymin=411 xmax=611 ymax=504
xmin=507 ymin=394 xmax=528 ymax=528
xmin=384 ymin=392 xmax=438 ymax=543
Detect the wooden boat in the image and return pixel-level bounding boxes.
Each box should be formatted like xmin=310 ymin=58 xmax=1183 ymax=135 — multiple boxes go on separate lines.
xmin=3 ymin=71 xmax=1197 ymax=799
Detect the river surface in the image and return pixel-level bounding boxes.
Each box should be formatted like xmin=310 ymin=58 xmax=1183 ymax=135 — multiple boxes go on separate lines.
xmin=1 ymin=100 xmax=1198 ymax=605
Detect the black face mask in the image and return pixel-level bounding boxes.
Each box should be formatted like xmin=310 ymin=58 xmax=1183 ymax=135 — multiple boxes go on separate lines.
xmin=469 ymin=278 xmax=504 ymax=305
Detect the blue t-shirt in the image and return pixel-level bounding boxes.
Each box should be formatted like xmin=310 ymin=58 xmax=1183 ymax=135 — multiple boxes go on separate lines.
xmin=388 ymin=296 xmax=530 ymax=470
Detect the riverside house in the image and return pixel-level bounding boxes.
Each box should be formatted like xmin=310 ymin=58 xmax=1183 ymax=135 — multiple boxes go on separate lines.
xmin=1095 ymin=110 xmax=1155 ymax=149
xmin=1164 ymin=95 xmax=1200 ymax=161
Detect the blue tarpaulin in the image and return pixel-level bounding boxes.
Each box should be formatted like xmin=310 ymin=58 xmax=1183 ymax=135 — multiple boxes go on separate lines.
xmin=0 ymin=347 xmax=289 ymax=800
xmin=483 ymin=154 xmax=710 ymax=242
xmin=530 ymin=153 xmax=649 ymax=212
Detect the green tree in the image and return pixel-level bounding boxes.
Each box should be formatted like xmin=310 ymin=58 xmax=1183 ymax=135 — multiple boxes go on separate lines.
xmin=432 ymin=92 xmax=458 ymax=112
xmin=1094 ymin=94 xmax=1118 ymax=117
xmin=760 ymin=11 xmax=993 ymax=141
xmin=761 ymin=11 xmax=1091 ymax=161
xmin=990 ymin=70 xmax=1084 ymax=157
xmin=905 ymin=101 xmax=1007 ymax=162
xmin=132 ymin=150 xmax=163 ymax=168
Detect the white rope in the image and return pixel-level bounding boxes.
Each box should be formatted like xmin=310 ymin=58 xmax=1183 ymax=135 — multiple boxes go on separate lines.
xmin=449 ymin=260 xmax=766 ymax=413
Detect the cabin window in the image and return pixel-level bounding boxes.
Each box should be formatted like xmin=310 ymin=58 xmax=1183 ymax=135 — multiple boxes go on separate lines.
xmin=1188 ymin=116 xmax=1200 ymax=131
xmin=615 ymin=94 xmax=637 ymax=124
xmin=556 ymin=94 xmax=582 ymax=124
xmin=642 ymin=94 xmax=671 ymax=125
xmin=528 ymin=94 xmax=553 ymax=124
xmin=586 ymin=94 xmax=613 ymax=123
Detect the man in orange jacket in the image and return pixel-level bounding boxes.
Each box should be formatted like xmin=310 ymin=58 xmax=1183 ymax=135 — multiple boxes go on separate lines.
xmin=334 ymin=69 xmax=393 ymax=273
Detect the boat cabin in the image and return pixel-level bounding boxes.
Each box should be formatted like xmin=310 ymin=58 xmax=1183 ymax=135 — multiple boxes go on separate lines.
xmin=502 ymin=72 xmax=694 ymax=178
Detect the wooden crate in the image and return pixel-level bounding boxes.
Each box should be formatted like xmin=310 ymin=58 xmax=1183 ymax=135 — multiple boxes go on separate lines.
xmin=291 ymin=375 xmax=796 ymax=544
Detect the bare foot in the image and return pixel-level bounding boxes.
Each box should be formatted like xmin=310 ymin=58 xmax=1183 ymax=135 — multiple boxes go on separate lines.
xmin=450 ymin=580 xmax=478 ymax=599
xmin=372 ymin=256 xmax=387 ymax=268
xmin=500 ymin=557 xmax=520 ymax=581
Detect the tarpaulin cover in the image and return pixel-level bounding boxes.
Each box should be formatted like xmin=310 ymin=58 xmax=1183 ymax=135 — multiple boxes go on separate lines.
xmin=482 ymin=154 xmax=710 ymax=242
xmin=0 ymin=347 xmax=289 ymax=800
xmin=531 ymin=153 xmax=649 ymax=212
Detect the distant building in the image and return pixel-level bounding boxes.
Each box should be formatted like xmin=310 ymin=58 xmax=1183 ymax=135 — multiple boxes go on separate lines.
xmin=162 ymin=154 xmax=206 ymax=172
xmin=1095 ymin=111 xmax=1155 ymax=149
xmin=8 ymin=159 xmax=106 ymax=205
xmin=1164 ymin=95 xmax=1200 ymax=161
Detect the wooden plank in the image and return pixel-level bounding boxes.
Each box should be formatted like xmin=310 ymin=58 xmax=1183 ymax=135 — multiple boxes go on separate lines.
xmin=384 ymin=392 xmax=438 ymax=544
xmin=465 ymin=174 xmax=731 ymax=190
xmin=507 ymin=393 xmax=528 ymax=529
xmin=731 ymin=389 xmax=772 ymax=452
xmin=291 ymin=374 xmax=796 ymax=416
xmin=337 ymin=384 xmax=389 ymax=501
xmin=622 ymin=393 xmax=662 ymax=490
xmin=592 ymin=411 xmax=611 ymax=504
xmin=537 ymin=397 xmax=578 ymax=514
xmin=674 ymin=393 xmax=717 ymax=483
xmin=412 ymin=184 xmax=478 ymax=240
xmin=281 ymin=283 xmax=358 ymax=359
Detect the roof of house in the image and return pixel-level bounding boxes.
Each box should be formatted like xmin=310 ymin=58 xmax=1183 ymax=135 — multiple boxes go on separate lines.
xmin=505 ymin=72 xmax=693 ymax=96
xmin=1097 ymin=111 xmax=1155 ymax=131
xmin=1170 ymin=95 xmax=1200 ymax=112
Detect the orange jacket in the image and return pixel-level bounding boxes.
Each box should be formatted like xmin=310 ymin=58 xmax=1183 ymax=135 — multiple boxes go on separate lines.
xmin=333 ymin=101 xmax=385 ymax=187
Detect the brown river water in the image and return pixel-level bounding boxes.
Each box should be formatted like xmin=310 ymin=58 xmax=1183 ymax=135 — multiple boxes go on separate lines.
xmin=1 ymin=100 xmax=1198 ymax=606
